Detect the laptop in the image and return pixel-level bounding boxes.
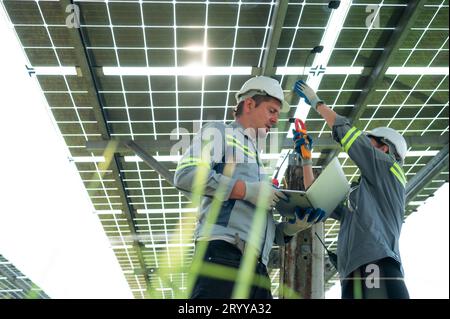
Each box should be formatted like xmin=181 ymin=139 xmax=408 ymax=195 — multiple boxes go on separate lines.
xmin=275 ymin=157 xmax=350 ymax=219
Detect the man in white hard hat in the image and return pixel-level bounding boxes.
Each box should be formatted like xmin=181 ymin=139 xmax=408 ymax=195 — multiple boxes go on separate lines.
xmin=293 ymin=80 xmax=410 ymax=299
xmin=174 ymin=76 xmax=323 ymax=299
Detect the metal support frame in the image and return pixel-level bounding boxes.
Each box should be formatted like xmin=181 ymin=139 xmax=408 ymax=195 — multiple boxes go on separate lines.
xmin=124 ymin=141 xmax=175 ymax=186
xmin=59 ymin=0 xmax=151 ymax=293
xmin=261 ymin=0 xmax=289 ymax=76
xmin=60 ymin=1 xmax=109 ymax=139
xmin=406 ymin=143 xmax=449 ymax=203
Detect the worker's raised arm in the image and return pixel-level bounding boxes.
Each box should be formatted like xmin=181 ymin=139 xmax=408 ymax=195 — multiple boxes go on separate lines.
xmin=316 ymin=102 xmax=337 ymax=129
xmin=291 ymin=121 xmax=315 ymax=189
xmin=293 ymin=80 xmax=406 ymax=185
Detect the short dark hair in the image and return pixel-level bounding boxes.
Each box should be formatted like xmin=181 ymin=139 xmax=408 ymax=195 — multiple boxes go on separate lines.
xmin=233 ymin=94 xmax=276 ymax=118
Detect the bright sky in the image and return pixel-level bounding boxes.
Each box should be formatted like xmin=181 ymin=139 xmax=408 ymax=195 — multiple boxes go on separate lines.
xmin=0 ymin=4 xmax=448 ymax=300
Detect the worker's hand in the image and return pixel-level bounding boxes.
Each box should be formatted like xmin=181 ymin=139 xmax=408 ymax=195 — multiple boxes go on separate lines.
xmin=293 ymin=80 xmax=323 ymax=111
xmin=292 ymin=129 xmax=313 ymax=166
xmin=282 ymin=206 xmax=326 ymax=236
xmin=295 ymin=206 xmax=326 ymax=224
xmin=244 ymin=181 xmax=288 ymax=209
xmin=282 ymin=207 xmax=314 ymax=235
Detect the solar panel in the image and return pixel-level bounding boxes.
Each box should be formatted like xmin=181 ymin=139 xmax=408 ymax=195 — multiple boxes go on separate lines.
xmin=0 ymin=255 xmax=50 ymax=299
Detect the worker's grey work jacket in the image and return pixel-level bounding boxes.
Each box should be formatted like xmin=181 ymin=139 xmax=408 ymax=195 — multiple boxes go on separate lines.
xmin=330 ymin=115 xmax=407 ymax=279
xmin=174 ymin=121 xmax=289 ymax=266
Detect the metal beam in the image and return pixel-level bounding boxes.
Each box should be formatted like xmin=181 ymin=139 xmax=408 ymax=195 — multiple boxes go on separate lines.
xmin=60 ymin=0 xmax=109 ymax=139
xmin=59 ymin=0 xmax=151 ymax=294
xmin=406 ymin=143 xmax=449 ymax=203
xmin=323 ymin=0 xmax=426 ymax=164
xmin=124 ymin=141 xmax=175 ymax=187
xmin=261 ymin=0 xmax=289 ymax=76
xmin=110 ymin=155 xmax=152 ymax=287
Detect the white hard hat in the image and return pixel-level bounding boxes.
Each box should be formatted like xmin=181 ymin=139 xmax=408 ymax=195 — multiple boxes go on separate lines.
xmin=367 ymin=127 xmax=408 ymax=162
xmin=235 ymin=76 xmax=290 ymax=113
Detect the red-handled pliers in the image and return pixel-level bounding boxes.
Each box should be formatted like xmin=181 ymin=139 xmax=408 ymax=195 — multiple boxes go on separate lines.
xmin=295 ymin=118 xmax=307 ymax=134
xmin=293 ymin=118 xmax=312 ymax=160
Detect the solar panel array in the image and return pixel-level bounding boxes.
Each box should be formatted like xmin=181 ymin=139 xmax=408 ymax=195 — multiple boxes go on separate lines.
xmin=2 ymin=0 xmax=448 ymax=298
xmin=0 ymin=255 xmax=50 ymax=299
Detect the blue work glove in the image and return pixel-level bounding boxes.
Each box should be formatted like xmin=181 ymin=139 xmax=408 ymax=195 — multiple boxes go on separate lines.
xmin=294 ymin=206 xmax=326 ymax=224
xmin=293 ymin=80 xmax=323 ymax=112
xmin=283 ymin=206 xmax=325 ymax=236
